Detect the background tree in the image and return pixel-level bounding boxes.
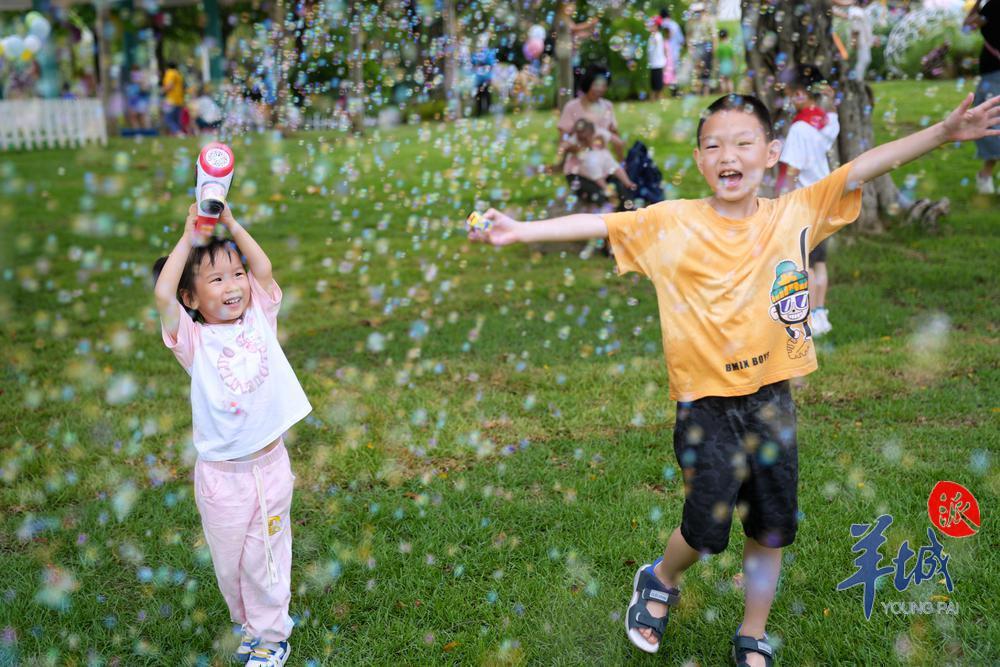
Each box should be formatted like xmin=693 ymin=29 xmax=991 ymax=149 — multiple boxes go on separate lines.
xmin=741 ymin=0 xmax=902 ymax=232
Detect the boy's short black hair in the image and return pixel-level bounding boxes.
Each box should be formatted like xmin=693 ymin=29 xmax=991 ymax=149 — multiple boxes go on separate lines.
xmin=719 ymin=28 xmax=728 ymax=39
xmin=152 ymin=238 xmax=245 ymax=322
xmin=696 ymin=94 xmax=774 ymax=145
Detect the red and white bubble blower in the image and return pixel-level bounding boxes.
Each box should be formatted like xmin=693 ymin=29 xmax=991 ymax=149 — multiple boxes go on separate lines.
xmin=195 ymin=142 xmax=235 ymax=234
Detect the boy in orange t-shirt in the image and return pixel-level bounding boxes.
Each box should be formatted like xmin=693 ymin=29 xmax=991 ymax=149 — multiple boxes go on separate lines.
xmin=468 ymin=92 xmax=1000 ymax=666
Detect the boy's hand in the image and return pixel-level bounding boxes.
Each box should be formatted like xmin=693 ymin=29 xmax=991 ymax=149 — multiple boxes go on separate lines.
xmin=468 ymin=208 xmax=521 ymax=246
xmin=941 ymin=93 xmax=1000 ymax=143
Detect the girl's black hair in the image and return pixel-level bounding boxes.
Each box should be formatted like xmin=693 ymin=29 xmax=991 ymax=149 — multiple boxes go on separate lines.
xmin=696 ymin=94 xmax=774 ymax=145
xmin=152 ymin=238 xmax=245 ymax=322
xmin=579 ymin=65 xmax=610 ymax=95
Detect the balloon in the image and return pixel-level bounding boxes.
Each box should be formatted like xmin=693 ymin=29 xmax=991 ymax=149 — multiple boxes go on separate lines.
xmin=4 ymin=36 xmax=25 ymax=59
xmin=528 ymin=24 xmax=546 ymax=42
xmin=24 ymin=35 xmax=41 ymax=54
xmin=21 ymin=49 xmax=33 ymax=62
xmin=523 ymin=37 xmax=544 ymax=60
xmin=29 ymin=16 xmax=51 ymax=40
xmin=25 ymin=10 xmax=43 ymax=26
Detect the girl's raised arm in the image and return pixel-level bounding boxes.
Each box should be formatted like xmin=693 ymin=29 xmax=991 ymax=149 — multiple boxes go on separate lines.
xmin=220 ymin=206 xmax=275 ymax=297
xmin=154 ymin=204 xmax=199 ymax=338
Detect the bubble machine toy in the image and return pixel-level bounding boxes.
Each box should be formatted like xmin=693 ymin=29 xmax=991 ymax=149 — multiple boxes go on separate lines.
xmin=195 ymin=142 xmax=235 ymax=234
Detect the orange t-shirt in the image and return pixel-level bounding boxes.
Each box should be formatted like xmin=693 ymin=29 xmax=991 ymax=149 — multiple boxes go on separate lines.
xmin=603 ymin=161 xmax=862 ymax=402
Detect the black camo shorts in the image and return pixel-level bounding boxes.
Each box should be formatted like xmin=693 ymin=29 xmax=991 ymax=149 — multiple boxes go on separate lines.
xmin=673 ymin=380 xmax=799 ymax=554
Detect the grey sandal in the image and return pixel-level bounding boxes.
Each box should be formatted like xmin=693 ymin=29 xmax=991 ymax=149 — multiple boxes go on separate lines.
xmin=732 ymin=631 xmax=775 ymax=666
xmin=625 ymin=561 xmax=681 ymax=653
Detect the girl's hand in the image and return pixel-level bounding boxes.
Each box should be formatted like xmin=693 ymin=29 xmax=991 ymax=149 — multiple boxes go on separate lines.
xmin=219 ymin=203 xmax=238 ymax=229
xmin=941 ymin=93 xmax=1000 ymax=143
xmin=184 ymin=203 xmax=209 ymax=245
xmin=468 ymin=208 xmax=522 ymax=246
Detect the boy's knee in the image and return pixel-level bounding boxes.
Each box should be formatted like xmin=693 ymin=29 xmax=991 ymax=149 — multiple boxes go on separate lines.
xmin=681 ymin=522 xmax=730 ymax=555
xmin=745 ymin=523 xmax=797 ymax=550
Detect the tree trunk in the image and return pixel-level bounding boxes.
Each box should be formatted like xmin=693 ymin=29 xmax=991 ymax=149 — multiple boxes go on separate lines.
xmin=348 ymin=0 xmax=365 ymax=134
xmin=95 ymin=0 xmax=116 ymax=135
xmin=834 ymin=80 xmax=899 ymax=232
xmin=270 ymin=0 xmax=286 ymax=128
xmin=555 ymin=13 xmax=573 ymax=109
xmin=740 ymin=0 xmax=898 ymax=231
xmin=442 ymin=0 xmax=458 ymax=119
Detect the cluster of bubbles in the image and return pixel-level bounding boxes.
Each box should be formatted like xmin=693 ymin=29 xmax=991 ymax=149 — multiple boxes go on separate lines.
xmin=883 ymin=5 xmax=982 ymax=78
xmin=1 ymin=2 xmax=993 ymax=663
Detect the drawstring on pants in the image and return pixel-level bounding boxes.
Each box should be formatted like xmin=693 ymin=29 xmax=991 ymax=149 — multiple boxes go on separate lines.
xmin=253 ymin=465 xmax=279 ymax=586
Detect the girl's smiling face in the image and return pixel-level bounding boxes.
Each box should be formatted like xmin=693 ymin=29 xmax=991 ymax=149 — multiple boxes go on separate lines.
xmin=694 ymin=109 xmax=782 ymax=205
xmin=182 ymin=247 xmax=249 ymax=324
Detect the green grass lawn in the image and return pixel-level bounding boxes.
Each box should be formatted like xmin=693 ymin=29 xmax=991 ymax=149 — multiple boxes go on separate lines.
xmin=1 ymin=80 xmax=997 ymax=666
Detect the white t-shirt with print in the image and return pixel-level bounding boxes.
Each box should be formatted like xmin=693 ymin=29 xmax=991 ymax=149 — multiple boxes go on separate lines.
xmin=780 ymin=113 xmax=840 ymax=188
xmin=162 ymin=272 xmax=312 ymax=461
xmin=578 ymin=147 xmax=620 ymax=182
xmin=648 ymin=32 xmax=667 ymax=69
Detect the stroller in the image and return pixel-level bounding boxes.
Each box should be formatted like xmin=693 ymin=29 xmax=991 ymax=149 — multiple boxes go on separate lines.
xmin=621 ymin=140 xmax=665 ymax=210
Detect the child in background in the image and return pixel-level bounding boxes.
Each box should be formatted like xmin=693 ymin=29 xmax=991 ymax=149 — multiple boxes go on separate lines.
xmin=553 ymin=118 xmax=637 ymax=210
xmin=153 ymin=204 xmax=311 ymax=667
xmin=662 ymin=25 xmax=678 ymax=95
xmin=468 ymin=91 xmax=1000 ymax=666
xmin=194 ymin=85 xmax=224 ymax=132
xmin=647 ymin=16 xmax=667 ymax=102
xmin=777 ymin=75 xmax=840 ymax=336
xmin=571 ymin=118 xmax=637 ymax=191
xmin=717 ymin=29 xmax=736 ymax=94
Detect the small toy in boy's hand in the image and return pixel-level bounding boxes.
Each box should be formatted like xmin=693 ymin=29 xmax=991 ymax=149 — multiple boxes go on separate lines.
xmin=467 ymin=210 xmax=491 ymax=232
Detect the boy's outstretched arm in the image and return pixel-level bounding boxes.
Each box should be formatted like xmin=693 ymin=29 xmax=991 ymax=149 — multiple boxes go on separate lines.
xmin=219 ymin=206 xmax=275 ymax=297
xmin=155 ymin=204 xmax=199 ymax=338
xmin=847 ymin=93 xmax=1000 ymax=188
xmin=467 ymin=208 xmax=608 ymax=246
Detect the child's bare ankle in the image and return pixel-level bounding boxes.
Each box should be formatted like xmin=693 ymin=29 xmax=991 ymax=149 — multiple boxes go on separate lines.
xmin=653 ymin=561 xmax=678 ymax=588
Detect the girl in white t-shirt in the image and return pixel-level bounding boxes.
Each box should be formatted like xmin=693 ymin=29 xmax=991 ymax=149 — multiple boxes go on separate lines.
xmin=153 ymin=204 xmax=310 ymax=667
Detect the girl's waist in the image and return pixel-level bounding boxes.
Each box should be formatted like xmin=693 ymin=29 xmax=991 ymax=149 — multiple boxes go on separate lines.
xmin=198 ymin=437 xmax=285 ymax=472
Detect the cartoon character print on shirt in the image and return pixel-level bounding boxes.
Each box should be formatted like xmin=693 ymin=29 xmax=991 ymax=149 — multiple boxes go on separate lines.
xmin=216 ymin=322 xmax=270 ymax=395
xmin=768 ymin=228 xmax=813 ymax=359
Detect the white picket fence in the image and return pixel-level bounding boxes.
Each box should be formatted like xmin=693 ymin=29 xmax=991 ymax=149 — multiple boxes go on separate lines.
xmin=0 ymin=99 xmax=108 ymax=151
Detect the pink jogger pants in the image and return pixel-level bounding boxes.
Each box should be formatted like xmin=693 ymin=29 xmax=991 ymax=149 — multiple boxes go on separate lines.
xmin=194 ymin=440 xmax=294 ymax=642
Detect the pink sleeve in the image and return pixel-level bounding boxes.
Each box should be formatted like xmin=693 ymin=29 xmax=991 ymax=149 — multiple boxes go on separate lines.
xmin=161 ymin=304 xmax=198 ymax=371
xmin=606 ymin=101 xmax=619 ymax=134
xmin=557 ymin=100 xmax=580 ymax=135
xmin=249 ymin=271 xmax=282 ymax=332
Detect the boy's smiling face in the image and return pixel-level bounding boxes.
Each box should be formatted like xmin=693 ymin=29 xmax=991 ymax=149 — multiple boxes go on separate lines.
xmin=694 ymin=109 xmax=782 ymax=207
